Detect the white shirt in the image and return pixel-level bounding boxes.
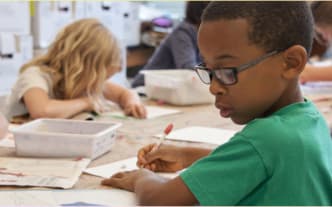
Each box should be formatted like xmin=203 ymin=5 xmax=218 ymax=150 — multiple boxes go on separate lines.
xmin=4 ymin=66 xmax=54 ymax=120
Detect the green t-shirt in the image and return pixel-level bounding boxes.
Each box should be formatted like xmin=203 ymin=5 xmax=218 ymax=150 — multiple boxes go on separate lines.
xmin=181 ymin=100 xmax=332 ymax=205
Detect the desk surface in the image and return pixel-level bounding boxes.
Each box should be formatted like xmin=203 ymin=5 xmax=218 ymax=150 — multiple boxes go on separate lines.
xmin=1 ymin=96 xmax=332 ymax=190
xmin=0 ymin=102 xmax=242 ymax=189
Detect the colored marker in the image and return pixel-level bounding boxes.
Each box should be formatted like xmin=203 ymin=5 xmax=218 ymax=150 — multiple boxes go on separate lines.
xmin=156 ymin=123 xmax=173 ymax=149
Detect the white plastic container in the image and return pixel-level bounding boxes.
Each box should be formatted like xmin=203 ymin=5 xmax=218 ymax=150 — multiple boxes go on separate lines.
xmin=11 ymin=119 xmax=121 ymax=160
xmin=143 ymin=70 xmax=214 ymax=105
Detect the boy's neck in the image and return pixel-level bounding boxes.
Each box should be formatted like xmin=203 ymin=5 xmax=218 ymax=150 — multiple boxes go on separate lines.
xmin=264 ymin=83 xmax=304 ymax=117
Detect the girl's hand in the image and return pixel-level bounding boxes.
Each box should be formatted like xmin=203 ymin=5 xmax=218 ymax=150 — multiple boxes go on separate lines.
xmin=102 ymin=82 xmax=147 ymax=118
xmin=124 ymin=102 xmax=147 ymax=119
xmin=300 ymin=64 xmax=314 ymax=84
xmin=82 ymin=97 xmax=95 ymax=112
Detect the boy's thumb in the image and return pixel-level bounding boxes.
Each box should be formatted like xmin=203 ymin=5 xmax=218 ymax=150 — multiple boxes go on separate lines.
xmin=145 ymin=150 xmax=161 ymax=163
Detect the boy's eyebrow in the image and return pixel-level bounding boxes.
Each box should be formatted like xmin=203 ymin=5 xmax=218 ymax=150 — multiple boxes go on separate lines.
xmin=215 ymin=54 xmax=236 ymax=61
xmin=201 ymin=54 xmax=236 ymax=64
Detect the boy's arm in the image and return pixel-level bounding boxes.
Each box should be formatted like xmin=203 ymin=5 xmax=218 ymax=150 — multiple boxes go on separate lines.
xmin=103 ymin=81 xmax=146 ymax=118
xmin=102 ymin=169 xmax=198 ymax=205
xmin=137 ymin=144 xmax=212 ymax=172
xmin=23 ymin=88 xmax=93 ymax=119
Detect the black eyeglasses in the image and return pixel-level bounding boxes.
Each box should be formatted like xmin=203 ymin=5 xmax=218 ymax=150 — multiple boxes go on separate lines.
xmin=194 ymin=50 xmax=280 ymax=85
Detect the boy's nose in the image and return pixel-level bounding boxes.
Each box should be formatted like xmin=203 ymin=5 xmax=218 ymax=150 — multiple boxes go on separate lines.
xmin=209 ymin=78 xmax=227 ymax=96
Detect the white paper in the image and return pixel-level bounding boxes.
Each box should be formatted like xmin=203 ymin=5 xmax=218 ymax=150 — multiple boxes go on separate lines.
xmin=0 ymin=137 xmax=14 ymax=148
xmin=0 ymin=189 xmax=136 ymax=206
xmin=304 ymin=93 xmax=332 ymax=102
xmin=101 ymin=106 xmax=181 ymax=119
xmin=156 ymin=126 xmax=237 ymax=145
xmin=301 ymin=81 xmax=332 ymax=95
xmin=84 ymin=157 xmax=179 ymax=179
xmin=8 ymin=123 xmax=20 ymax=131
xmin=0 ymin=157 xmax=90 ymax=189
xmin=0 ymin=124 xmax=17 ymax=148
xmin=84 ymin=157 xmax=137 ymax=178
xmin=311 ymin=59 xmax=332 ymax=67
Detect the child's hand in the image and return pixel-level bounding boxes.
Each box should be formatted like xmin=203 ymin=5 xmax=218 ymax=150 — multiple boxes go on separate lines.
xmin=300 ymin=64 xmax=315 ymax=84
xmin=137 ymin=144 xmax=185 ymax=172
xmin=81 ymin=97 xmax=95 ymax=112
xmin=101 ymin=168 xmax=156 ymax=192
xmin=124 ymin=102 xmax=147 ymax=119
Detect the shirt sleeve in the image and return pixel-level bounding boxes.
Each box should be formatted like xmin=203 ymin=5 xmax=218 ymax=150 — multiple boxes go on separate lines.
xmin=15 ymin=67 xmax=50 ymax=101
xmin=169 ymin=28 xmax=199 ymax=69
xmin=180 ymin=135 xmax=268 ymax=205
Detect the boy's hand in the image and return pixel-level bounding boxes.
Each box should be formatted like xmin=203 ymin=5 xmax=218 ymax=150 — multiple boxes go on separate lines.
xmin=101 ymin=168 xmax=156 ymax=192
xmin=137 ymin=144 xmax=185 ymax=172
xmin=124 ymin=102 xmax=147 ymax=119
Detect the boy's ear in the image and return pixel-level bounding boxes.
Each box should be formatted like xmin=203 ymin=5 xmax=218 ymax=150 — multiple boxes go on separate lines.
xmin=281 ymin=45 xmax=307 ymax=79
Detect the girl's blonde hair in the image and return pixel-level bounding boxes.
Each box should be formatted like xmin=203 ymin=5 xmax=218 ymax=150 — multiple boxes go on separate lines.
xmin=21 ymin=18 xmax=122 ymax=103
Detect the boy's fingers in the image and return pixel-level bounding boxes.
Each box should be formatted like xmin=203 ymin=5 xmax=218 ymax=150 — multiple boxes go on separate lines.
xmin=137 ymin=158 xmax=146 ymax=167
xmin=150 ymin=163 xmax=157 ymax=171
xmin=137 ymin=148 xmax=149 ymax=164
xmin=144 ymin=150 xmax=162 ymax=163
xmin=136 ymin=160 xmax=145 ymax=168
xmin=101 ymin=178 xmax=118 ymax=187
xmin=143 ymin=163 xmax=154 ymax=171
xmin=112 ymin=172 xmax=126 ymax=178
xmin=139 ymin=144 xmax=157 ymax=155
xmin=137 ymin=143 xmax=158 ymax=165
xmin=136 ymin=161 xmax=142 ymax=168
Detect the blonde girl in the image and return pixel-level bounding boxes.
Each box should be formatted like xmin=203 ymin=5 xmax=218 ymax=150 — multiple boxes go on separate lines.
xmin=5 ymin=18 xmax=146 ymax=120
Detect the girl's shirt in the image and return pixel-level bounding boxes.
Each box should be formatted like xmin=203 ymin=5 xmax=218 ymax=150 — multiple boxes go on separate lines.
xmin=4 ymin=66 xmax=54 ymax=120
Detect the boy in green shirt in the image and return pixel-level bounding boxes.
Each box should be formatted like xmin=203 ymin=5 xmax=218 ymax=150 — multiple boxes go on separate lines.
xmin=102 ymin=2 xmax=332 ymax=205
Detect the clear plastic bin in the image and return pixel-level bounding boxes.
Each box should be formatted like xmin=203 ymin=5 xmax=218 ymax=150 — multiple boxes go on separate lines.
xmin=11 ymin=119 xmax=121 ymax=160
xmin=143 ymin=70 xmax=214 ymax=105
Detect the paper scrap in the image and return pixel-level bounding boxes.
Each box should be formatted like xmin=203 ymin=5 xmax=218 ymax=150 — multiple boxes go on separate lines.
xmin=0 ymin=157 xmax=90 ymax=189
xmin=0 ymin=137 xmax=15 ymax=148
xmin=84 ymin=157 xmax=180 ymax=179
xmin=0 ymin=189 xmax=136 ymax=206
xmin=156 ymin=126 xmax=237 ymax=145
xmin=101 ymin=106 xmax=181 ymax=119
xmin=301 ymin=81 xmax=332 ymax=95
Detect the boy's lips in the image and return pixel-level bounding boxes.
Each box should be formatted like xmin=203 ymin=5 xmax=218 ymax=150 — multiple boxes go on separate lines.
xmin=215 ymin=104 xmax=233 ymax=118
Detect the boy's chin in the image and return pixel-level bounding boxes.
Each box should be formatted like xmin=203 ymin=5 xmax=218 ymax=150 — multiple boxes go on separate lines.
xmin=230 ymin=116 xmax=252 ymax=125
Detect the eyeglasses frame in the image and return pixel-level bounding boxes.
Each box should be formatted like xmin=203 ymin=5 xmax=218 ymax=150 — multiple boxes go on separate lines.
xmin=194 ymin=50 xmax=281 ymax=85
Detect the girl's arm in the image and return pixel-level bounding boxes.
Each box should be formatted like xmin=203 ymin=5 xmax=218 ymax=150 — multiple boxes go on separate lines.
xmin=103 ymin=81 xmax=146 ymax=118
xmin=23 ymin=88 xmax=93 ymax=119
xmin=300 ymin=64 xmax=332 ymax=83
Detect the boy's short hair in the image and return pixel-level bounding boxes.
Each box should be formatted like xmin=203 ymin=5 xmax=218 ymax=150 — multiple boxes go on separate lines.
xmin=201 ymin=2 xmax=314 ymax=55
xmin=311 ymin=1 xmax=332 ymax=25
